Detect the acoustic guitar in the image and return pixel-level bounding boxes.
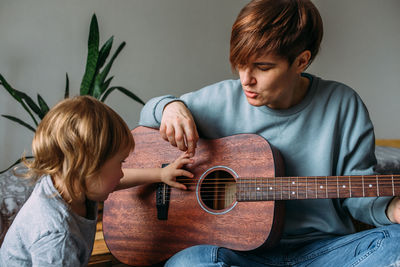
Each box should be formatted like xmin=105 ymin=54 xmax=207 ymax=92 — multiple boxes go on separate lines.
xmin=103 ymin=126 xmax=399 ymax=266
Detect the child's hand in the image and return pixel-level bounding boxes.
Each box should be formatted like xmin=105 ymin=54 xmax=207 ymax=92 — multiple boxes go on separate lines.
xmin=160 ymin=152 xmax=194 ymax=190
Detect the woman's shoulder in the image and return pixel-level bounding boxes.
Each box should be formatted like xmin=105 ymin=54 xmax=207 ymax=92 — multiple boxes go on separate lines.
xmin=182 ymin=79 xmax=243 ymax=103
xmin=311 ymin=74 xmax=358 ymax=98
xmin=200 ymin=79 xmax=242 ymax=92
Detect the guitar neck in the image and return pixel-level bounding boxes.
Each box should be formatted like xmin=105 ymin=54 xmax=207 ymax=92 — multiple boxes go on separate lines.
xmin=236 ymin=174 xmax=400 ymax=201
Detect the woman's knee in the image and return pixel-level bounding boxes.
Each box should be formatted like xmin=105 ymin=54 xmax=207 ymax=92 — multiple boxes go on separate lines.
xmin=383 ymin=223 xmax=400 ymax=238
xmin=165 ymin=245 xmax=219 ymax=267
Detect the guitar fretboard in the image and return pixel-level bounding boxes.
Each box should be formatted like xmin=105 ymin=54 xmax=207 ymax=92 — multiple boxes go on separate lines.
xmin=236 ymin=175 xmax=400 ymax=201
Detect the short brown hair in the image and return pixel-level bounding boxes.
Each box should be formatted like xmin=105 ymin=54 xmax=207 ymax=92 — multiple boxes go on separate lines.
xmin=230 ymin=0 xmax=323 ymax=69
xmin=25 ymin=96 xmax=134 ymax=201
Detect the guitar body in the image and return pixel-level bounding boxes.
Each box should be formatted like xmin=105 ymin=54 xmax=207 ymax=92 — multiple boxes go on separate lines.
xmin=103 ymin=126 xmax=285 ymax=266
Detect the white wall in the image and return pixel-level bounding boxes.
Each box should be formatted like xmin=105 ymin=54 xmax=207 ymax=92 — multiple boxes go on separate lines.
xmin=310 ymin=0 xmax=400 ymax=140
xmin=1 ymin=0 xmax=399 ymax=171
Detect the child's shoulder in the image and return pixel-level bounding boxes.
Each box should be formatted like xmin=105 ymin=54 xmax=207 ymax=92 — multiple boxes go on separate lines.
xmin=13 ymin=176 xmax=71 ymax=234
xmin=1 ymin=176 xmax=72 ymax=257
xmin=1 ymin=175 xmax=98 ymax=265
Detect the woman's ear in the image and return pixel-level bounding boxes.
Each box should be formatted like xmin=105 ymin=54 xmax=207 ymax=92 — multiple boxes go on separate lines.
xmin=295 ymin=50 xmax=311 ymax=73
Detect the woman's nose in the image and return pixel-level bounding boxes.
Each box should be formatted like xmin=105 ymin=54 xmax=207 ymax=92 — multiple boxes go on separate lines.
xmin=240 ymin=68 xmax=256 ymax=86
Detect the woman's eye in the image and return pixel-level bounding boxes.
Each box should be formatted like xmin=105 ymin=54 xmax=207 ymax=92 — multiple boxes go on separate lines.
xmin=257 ymin=66 xmax=271 ymax=71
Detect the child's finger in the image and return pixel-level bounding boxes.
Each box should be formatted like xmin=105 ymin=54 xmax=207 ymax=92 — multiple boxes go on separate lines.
xmin=177 ymin=170 xmax=193 ymax=178
xmin=179 ymin=151 xmax=194 ymax=159
xmin=167 ymin=181 xmax=187 ymax=190
xmin=174 ymin=158 xmax=194 ymax=168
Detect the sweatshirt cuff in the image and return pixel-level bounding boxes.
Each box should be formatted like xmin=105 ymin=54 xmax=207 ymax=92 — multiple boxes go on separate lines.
xmin=372 ymin=196 xmax=394 ymax=225
xmin=153 ymin=96 xmax=181 ymax=124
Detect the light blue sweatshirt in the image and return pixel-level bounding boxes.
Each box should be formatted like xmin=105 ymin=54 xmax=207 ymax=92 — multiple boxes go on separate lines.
xmin=139 ymin=74 xmax=393 ymax=244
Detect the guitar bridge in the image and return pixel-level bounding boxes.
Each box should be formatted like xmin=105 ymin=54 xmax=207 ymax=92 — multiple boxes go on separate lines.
xmin=156 ymin=164 xmax=171 ymax=220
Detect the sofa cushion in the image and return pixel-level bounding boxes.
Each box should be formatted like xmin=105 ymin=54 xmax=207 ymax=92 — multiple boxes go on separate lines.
xmin=375 ymin=146 xmax=400 ymax=174
xmin=0 ymin=164 xmax=35 ymax=245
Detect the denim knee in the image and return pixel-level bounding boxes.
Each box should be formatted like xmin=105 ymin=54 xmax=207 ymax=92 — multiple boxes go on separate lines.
xmin=165 ymin=245 xmax=220 ymax=267
xmin=353 ymin=224 xmax=400 ymax=266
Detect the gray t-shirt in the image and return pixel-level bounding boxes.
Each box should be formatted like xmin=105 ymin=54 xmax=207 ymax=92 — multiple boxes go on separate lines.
xmin=0 ymin=175 xmax=98 ymax=266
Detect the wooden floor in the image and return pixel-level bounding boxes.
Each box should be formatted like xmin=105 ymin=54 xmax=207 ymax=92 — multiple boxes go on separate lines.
xmin=88 ymin=203 xmax=121 ymax=266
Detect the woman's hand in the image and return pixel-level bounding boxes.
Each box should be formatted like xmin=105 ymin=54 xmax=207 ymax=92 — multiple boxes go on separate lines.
xmin=160 ymin=152 xmax=194 ymax=190
xmin=386 ymin=196 xmax=400 ymax=223
xmin=160 ymin=101 xmax=199 ymax=155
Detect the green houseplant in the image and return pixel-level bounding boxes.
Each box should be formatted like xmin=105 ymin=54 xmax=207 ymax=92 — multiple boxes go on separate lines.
xmin=0 ymin=14 xmax=145 ymax=173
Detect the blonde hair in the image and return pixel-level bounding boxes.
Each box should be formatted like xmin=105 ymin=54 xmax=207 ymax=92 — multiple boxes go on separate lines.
xmin=25 ymin=96 xmax=134 ymax=201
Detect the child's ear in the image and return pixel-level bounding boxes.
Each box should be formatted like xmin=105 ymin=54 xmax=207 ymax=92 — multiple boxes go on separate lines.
xmin=295 ymin=50 xmax=311 ymax=73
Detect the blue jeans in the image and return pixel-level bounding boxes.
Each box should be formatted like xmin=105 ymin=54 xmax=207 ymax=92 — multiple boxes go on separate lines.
xmin=165 ymin=224 xmax=400 ymax=267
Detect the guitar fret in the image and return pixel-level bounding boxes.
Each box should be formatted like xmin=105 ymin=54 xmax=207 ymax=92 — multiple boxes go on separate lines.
xmin=247 ymin=178 xmax=249 ymax=200
xmin=250 ymin=178 xmax=252 ymax=200
xmin=255 ymin=177 xmax=257 ymax=201
xmin=315 ymin=177 xmax=317 ymax=199
xmin=376 ymin=175 xmax=380 ymax=197
xmin=290 ymin=178 xmax=296 ymax=199
xmin=253 ymin=178 xmax=258 ymax=201
xmin=269 ymin=178 xmax=272 ymax=201
xmin=349 ymin=176 xmax=352 ymax=198
xmin=336 ymin=176 xmax=339 ymax=198
xmin=362 ymin=175 xmax=365 ymax=197
xmin=306 ymin=176 xmax=308 ymax=199
xmin=393 ymin=175 xmax=395 ymax=196
xmin=325 ymin=176 xmax=328 ymax=198
xmin=292 ymin=178 xmax=295 ymax=199
xmin=253 ymin=178 xmax=256 ymax=201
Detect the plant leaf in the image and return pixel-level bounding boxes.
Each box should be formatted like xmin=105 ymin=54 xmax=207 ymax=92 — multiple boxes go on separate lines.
xmin=1 ymin=115 xmax=36 ymax=132
xmin=80 ymin=14 xmax=100 ymax=96
xmin=100 ymin=86 xmax=145 ymax=105
xmin=92 ymin=75 xmax=114 ymax=99
xmin=0 ymin=73 xmax=24 ymax=103
xmin=37 ymin=94 xmax=50 ymax=117
xmin=93 ymin=41 xmax=126 ymax=97
xmin=0 ymin=74 xmax=39 ymax=126
xmin=97 ymin=36 xmax=113 ymax=70
xmin=64 ymin=73 xmax=70 ymax=99
xmin=101 ymin=76 xmax=114 ymax=93
xmin=15 ymin=90 xmax=43 ymax=118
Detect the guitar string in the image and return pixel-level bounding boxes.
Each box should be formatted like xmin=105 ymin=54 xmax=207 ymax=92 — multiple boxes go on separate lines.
xmin=172 ymin=176 xmax=400 ymax=200
xmin=173 ymin=175 xmax=400 ymax=189
xmin=173 ymin=179 xmax=400 ymax=200
xmin=174 ymin=176 xmax=400 ymax=183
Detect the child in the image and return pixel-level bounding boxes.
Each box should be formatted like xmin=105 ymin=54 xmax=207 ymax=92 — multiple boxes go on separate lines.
xmin=0 ymin=96 xmax=193 ymax=266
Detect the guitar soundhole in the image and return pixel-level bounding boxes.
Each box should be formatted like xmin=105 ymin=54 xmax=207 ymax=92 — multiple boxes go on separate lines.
xmin=200 ymin=170 xmax=236 ymax=211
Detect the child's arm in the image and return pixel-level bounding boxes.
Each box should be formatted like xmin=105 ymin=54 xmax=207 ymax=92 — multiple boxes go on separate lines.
xmin=114 ymin=152 xmax=194 ymax=191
